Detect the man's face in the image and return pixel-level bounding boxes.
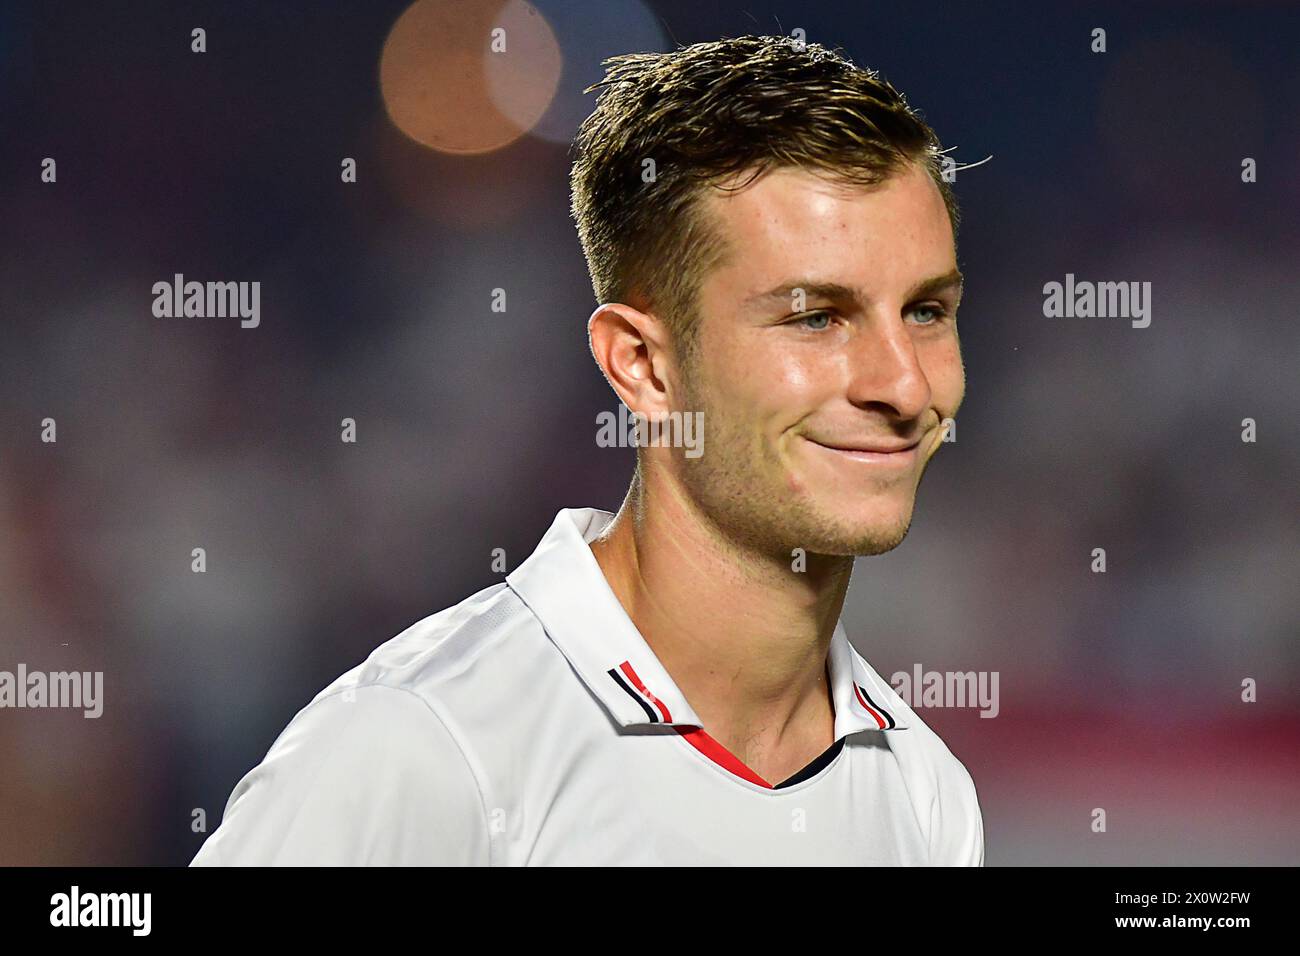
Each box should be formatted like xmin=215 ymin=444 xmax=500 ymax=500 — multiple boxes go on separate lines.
xmin=674 ymin=161 xmax=965 ymax=558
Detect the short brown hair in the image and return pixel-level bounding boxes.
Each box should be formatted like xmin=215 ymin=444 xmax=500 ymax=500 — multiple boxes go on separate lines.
xmin=569 ymin=34 xmax=960 ymax=357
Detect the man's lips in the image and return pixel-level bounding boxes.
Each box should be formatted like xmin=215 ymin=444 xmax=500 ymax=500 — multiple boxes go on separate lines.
xmin=804 ymin=435 xmax=923 ymax=464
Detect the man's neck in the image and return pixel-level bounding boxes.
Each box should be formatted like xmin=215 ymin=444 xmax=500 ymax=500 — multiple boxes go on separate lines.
xmin=588 ymin=474 xmax=855 ymax=784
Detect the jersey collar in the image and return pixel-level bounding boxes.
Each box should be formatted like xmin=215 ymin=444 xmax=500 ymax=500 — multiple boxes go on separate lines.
xmin=506 ymin=507 xmax=908 ymax=736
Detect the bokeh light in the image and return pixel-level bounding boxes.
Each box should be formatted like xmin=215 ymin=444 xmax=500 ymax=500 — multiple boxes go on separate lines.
xmin=380 ymin=0 xmax=562 ymax=154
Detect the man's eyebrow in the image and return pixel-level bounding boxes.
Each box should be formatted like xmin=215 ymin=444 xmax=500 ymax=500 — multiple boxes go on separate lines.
xmin=743 ymin=280 xmax=857 ymax=307
xmin=908 ymin=269 xmax=964 ymax=300
xmin=744 ymin=269 xmax=964 ymax=309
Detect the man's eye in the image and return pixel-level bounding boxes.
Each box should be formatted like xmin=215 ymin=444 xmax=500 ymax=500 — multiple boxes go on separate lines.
xmin=795 ymin=311 xmax=833 ymax=330
xmin=908 ymin=304 xmax=949 ymax=326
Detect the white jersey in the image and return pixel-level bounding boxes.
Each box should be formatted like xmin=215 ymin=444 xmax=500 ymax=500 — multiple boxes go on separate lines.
xmin=191 ymin=507 xmax=984 ymax=865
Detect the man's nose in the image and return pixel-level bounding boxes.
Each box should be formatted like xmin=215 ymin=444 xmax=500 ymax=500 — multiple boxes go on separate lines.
xmin=842 ymin=312 xmax=932 ymax=420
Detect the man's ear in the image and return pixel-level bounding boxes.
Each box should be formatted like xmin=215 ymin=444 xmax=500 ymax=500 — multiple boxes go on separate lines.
xmin=587 ymin=302 xmax=677 ymax=417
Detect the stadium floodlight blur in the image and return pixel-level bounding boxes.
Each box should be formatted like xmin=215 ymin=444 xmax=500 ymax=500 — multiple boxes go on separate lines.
xmin=379 ymin=0 xmax=562 ymax=154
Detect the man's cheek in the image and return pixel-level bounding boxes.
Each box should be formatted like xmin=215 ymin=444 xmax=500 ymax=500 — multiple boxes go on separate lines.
xmin=927 ymin=345 xmax=965 ymax=417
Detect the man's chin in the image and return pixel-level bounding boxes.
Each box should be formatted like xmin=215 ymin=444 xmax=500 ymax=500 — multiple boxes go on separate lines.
xmin=795 ymin=502 xmax=916 ymax=557
xmin=815 ymin=527 xmax=910 ymax=557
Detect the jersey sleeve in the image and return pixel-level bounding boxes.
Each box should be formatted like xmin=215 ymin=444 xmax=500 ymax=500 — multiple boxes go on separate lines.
xmin=190 ymin=683 xmax=491 ymax=866
xmin=930 ymin=757 xmax=985 ymax=866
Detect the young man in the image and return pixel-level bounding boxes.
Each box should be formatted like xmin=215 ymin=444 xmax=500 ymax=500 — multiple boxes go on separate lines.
xmin=192 ymin=35 xmax=983 ymax=866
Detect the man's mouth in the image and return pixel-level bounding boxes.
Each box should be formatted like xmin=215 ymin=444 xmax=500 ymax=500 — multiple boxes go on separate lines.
xmin=804 ymin=435 xmax=923 ymax=466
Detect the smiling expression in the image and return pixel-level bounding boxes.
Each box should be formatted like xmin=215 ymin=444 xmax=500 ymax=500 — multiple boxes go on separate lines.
xmin=672 ymin=161 xmax=966 ymax=558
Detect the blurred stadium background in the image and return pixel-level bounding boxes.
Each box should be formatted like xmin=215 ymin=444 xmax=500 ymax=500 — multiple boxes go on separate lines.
xmin=0 ymin=0 xmax=1296 ymax=864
